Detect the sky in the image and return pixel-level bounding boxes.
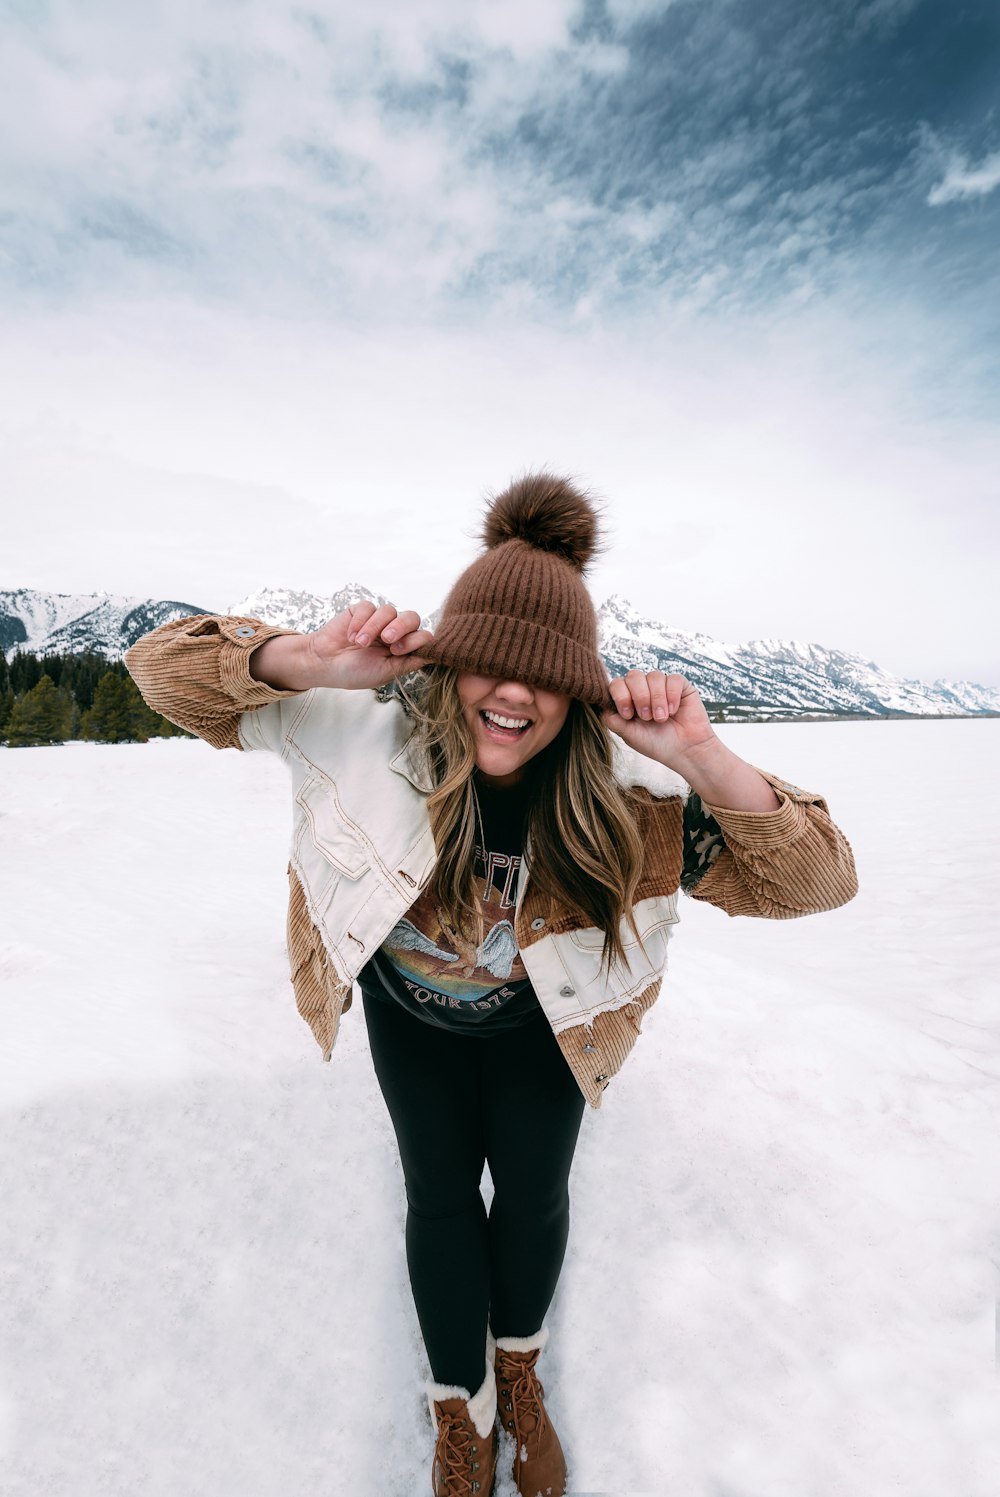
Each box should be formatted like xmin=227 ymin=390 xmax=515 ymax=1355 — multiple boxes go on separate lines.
xmin=1 ymin=0 xmax=998 ymax=687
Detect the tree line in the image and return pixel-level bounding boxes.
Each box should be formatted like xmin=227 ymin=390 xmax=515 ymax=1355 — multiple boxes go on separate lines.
xmin=0 ymin=646 xmax=190 ymax=747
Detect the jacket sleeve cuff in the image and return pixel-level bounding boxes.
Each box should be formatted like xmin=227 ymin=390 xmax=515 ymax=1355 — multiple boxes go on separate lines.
xmin=700 ymin=767 xmax=823 ymax=851
xmin=214 ymin=618 xmax=305 ymax=706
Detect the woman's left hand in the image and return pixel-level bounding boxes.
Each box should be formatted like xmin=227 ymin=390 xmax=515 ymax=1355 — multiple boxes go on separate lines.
xmin=602 ymin=671 xmax=717 ymax=767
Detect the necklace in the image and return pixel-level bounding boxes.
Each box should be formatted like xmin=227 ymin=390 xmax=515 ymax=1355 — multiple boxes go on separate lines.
xmin=470 ymin=778 xmax=486 ymax=857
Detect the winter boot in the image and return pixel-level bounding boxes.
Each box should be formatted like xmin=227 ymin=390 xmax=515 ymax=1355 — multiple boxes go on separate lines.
xmin=427 ymin=1359 xmax=499 ymax=1496
xmin=494 ymin=1328 xmax=566 ymax=1497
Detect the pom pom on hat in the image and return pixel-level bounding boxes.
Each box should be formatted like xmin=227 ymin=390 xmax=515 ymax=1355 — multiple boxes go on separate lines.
xmin=482 ymin=472 xmax=602 ymax=573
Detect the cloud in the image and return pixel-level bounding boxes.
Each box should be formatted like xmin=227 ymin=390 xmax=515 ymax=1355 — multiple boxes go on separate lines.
xmin=0 ymin=1 xmax=616 ymax=316
xmin=603 ymin=0 xmax=679 ymax=24
xmin=1 ymin=0 xmax=989 ymax=328
xmin=928 ymin=149 xmax=1000 ymax=205
xmin=0 ymin=0 xmax=997 ymax=414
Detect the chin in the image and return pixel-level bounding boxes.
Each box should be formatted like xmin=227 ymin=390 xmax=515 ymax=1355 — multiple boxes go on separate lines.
xmin=474 ymin=748 xmax=532 ymax=784
xmin=477 ymin=748 xmax=523 ymax=770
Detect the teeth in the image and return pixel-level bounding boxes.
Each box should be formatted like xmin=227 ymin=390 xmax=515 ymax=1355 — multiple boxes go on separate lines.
xmin=483 ymin=710 xmax=530 ymax=730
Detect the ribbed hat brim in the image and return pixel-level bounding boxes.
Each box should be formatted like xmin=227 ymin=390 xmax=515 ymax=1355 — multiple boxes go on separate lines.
xmin=422 ymin=613 xmax=611 ymax=707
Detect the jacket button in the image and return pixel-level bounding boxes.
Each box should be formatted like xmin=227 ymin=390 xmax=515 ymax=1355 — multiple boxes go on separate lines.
xmin=582 ymin=1043 xmax=597 ymax=1053
xmin=234 ymin=626 xmax=256 ymax=637
xmin=530 ymin=917 xmax=546 ymax=931
xmin=559 ymin=984 xmax=574 ymax=997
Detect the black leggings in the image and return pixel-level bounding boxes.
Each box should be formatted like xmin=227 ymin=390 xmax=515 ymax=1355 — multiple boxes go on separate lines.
xmin=362 ymin=991 xmax=586 ymax=1394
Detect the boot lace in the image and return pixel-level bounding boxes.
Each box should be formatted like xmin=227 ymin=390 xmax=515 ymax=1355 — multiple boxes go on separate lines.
xmin=496 ymin=1351 xmax=549 ymax=1458
xmin=432 ymin=1407 xmax=485 ymax=1496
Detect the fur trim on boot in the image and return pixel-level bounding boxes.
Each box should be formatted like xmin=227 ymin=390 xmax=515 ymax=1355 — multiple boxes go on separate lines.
xmin=495 ymin=1328 xmax=548 ymax=1356
xmin=427 ymin=1360 xmax=499 ymax=1496
xmin=495 ymin=1328 xmax=566 ymax=1497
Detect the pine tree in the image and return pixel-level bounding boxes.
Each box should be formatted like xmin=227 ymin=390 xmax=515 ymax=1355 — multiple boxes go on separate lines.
xmin=5 ymin=674 xmax=74 ymax=746
xmin=0 ymin=645 xmax=195 ymax=743
xmin=59 ymin=650 xmax=106 ymax=713
xmin=80 ymin=672 xmax=135 ymax=743
xmin=39 ymin=652 xmax=66 ymax=688
xmin=78 ymin=670 xmax=190 ymax=743
xmin=8 ymin=649 xmax=42 ymax=695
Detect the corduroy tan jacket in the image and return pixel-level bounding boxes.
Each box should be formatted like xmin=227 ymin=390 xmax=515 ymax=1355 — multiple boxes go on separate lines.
xmin=125 ymin=614 xmax=859 ymax=1109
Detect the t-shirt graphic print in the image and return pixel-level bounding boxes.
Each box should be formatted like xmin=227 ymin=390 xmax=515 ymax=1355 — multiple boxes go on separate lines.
xmin=358 ymin=774 xmax=543 ymax=1033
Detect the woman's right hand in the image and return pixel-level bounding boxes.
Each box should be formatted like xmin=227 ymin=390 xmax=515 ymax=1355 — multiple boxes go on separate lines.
xmin=248 ymin=601 xmax=435 ymax=692
xmin=301 ymin=600 xmax=436 ymax=691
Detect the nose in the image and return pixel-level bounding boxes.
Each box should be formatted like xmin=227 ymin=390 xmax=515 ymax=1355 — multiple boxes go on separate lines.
xmin=494 ymin=679 xmax=534 ymax=705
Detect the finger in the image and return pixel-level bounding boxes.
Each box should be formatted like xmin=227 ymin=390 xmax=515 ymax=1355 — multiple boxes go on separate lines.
xmin=388 ymin=627 xmax=435 ymax=655
xmin=607 ymin=678 xmax=635 ymax=719
xmin=388 ymin=652 xmax=432 ymax=674
xmin=350 ymin=603 xmax=399 ymax=647
xmin=645 ymin=670 xmax=669 ymax=721
xmin=624 ymin=668 xmax=652 ymax=719
xmin=381 ymin=610 xmax=424 ymax=644
xmin=345 ymin=600 xmax=380 ymax=641
xmin=666 ymin=674 xmax=686 ymax=714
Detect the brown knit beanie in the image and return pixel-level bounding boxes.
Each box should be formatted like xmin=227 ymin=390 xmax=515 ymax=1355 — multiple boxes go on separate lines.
xmin=420 ymin=472 xmax=611 ymax=706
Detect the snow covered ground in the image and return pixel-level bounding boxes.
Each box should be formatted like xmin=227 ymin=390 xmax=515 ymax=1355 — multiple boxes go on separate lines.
xmin=1 ymin=719 xmax=997 ymax=1496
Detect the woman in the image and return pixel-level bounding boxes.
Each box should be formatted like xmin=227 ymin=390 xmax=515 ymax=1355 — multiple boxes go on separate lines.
xmin=126 ymin=473 xmax=858 ymax=1496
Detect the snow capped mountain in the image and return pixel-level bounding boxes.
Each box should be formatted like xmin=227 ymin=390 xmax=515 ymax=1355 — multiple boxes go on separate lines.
xmin=596 ymin=592 xmax=999 ymax=718
xmin=2 ymin=586 xmax=997 ymax=719
xmin=0 ymin=588 xmax=205 ymax=661
xmin=225 ymin=585 xmax=437 ymax=635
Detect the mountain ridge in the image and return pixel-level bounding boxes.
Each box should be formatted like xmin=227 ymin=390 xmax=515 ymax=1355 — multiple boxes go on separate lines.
xmin=2 ymin=585 xmax=996 ymax=719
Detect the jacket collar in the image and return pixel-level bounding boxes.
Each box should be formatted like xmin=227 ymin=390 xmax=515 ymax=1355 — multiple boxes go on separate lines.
xmin=388 ymin=730 xmax=435 ymax=793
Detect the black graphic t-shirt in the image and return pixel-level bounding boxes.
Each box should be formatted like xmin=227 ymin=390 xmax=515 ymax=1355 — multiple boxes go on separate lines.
xmin=358 ymin=770 xmax=544 ymax=1034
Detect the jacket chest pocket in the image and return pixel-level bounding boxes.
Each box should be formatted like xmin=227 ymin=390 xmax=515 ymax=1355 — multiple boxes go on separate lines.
xmin=567 ymin=894 xmax=679 ymax=954
xmin=294 ymin=769 xmax=370 ymax=880
xmin=563 ymin=895 xmax=679 ymax=993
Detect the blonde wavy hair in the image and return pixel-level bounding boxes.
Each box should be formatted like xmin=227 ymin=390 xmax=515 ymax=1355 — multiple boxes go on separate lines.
xmin=379 ymin=665 xmax=648 ymax=973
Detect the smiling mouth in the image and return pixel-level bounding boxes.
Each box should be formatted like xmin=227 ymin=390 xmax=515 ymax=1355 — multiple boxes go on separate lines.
xmin=480 ymin=710 xmax=532 ymax=740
